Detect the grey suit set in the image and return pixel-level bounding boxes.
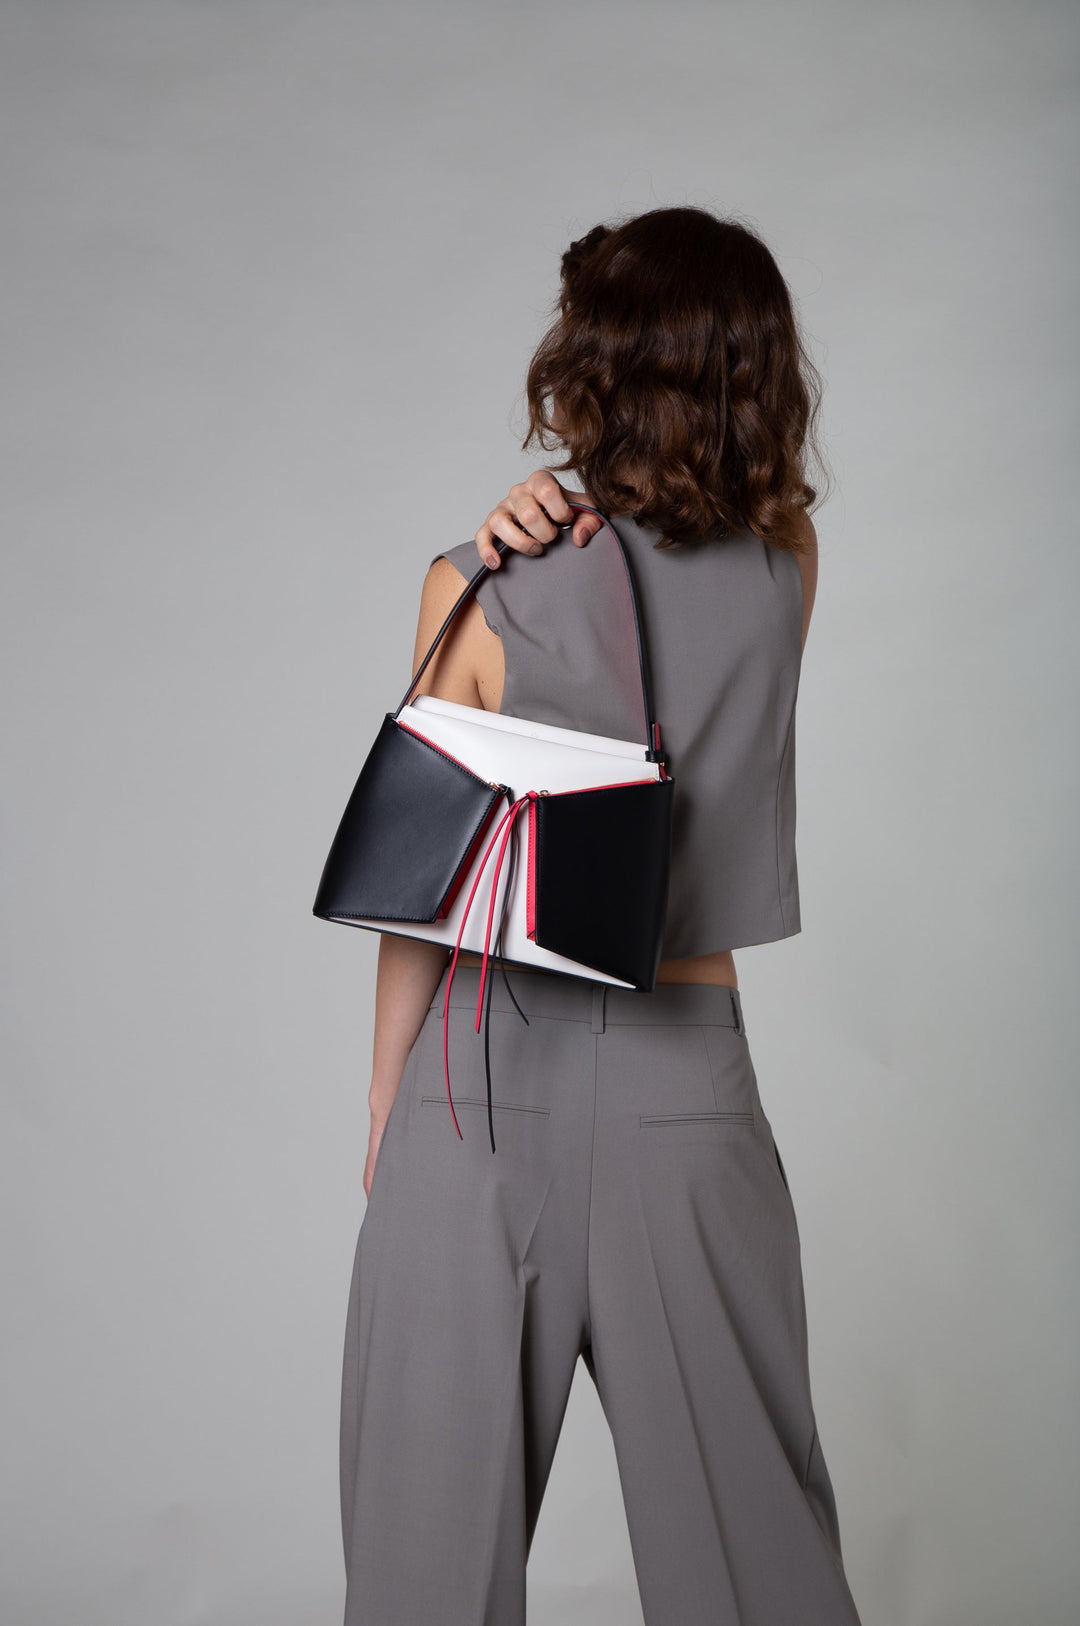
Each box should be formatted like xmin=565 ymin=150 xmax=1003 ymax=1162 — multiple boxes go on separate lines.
xmin=337 ymin=519 xmax=865 ymax=1625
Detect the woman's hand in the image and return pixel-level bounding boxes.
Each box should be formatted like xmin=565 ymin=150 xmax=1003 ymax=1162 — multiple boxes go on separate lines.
xmin=362 ymin=1105 xmax=390 ymax=1203
xmin=475 ymin=471 xmax=603 ymax=569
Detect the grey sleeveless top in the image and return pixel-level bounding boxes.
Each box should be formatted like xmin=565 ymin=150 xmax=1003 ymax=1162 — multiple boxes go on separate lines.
xmin=432 ymin=511 xmax=803 ymax=958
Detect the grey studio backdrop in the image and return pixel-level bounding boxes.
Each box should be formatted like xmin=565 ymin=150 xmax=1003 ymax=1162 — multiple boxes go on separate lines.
xmin=1 ymin=4 xmax=1077 ymax=1624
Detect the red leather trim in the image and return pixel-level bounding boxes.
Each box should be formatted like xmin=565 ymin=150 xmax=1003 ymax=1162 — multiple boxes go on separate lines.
xmin=547 ymin=775 xmax=658 ymax=795
xmin=397 ymin=721 xmax=490 ymax=784
xmin=442 ymin=793 xmax=530 ymax=1137
xmin=436 ymin=796 xmax=504 ymax=918
xmin=526 ymin=797 xmax=537 ymax=939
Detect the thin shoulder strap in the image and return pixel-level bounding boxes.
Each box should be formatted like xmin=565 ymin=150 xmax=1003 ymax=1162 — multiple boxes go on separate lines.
xmin=392 ymin=504 xmax=665 ymax=765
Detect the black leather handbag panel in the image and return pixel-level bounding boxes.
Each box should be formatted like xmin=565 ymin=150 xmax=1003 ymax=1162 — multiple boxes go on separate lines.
xmin=532 ymin=778 xmax=675 ymax=988
xmin=312 ymin=714 xmax=504 ymax=924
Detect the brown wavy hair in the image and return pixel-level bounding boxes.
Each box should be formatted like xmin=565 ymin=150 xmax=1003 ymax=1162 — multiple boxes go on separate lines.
xmin=522 ymin=207 xmax=828 ymax=553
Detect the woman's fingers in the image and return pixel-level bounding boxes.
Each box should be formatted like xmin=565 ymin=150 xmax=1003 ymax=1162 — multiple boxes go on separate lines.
xmin=570 ymin=510 xmax=603 ymax=547
xmin=478 ymin=500 xmax=549 ymax=565
xmin=521 ymin=470 xmax=602 ymax=548
xmin=522 ymin=470 xmax=574 ymax=526
xmin=508 ymin=478 xmax=565 ymax=543
xmin=474 ymin=470 xmax=595 ymax=568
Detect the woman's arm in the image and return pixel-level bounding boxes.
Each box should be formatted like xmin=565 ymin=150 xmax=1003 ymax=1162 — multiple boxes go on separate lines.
xmin=793 ymin=511 xmax=819 ymax=652
xmin=364 ymin=932 xmax=449 ymax=1198
xmin=361 ymin=550 xmax=492 ymax=1199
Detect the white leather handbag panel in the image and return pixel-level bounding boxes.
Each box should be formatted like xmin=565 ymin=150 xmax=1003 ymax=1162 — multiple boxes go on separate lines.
xmin=332 ymin=694 xmax=661 ymax=986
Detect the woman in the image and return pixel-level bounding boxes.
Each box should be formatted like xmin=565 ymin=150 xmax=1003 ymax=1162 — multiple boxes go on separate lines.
xmin=340 ymin=207 xmax=864 ymax=1626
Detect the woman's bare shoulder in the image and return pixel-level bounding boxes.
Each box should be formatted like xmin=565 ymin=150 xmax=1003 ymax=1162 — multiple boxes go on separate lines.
xmin=791 ymin=511 xmax=818 ymax=651
xmin=408 ymin=556 xmax=502 ymax=709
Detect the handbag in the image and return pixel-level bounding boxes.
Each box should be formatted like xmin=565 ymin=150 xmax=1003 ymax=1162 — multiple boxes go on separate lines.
xmin=312 ymin=503 xmax=675 ymax=1149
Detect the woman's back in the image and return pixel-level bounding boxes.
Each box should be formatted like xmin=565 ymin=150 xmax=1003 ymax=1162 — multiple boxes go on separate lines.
xmin=433 ymin=508 xmax=804 ymax=960
xmin=340 ymin=208 xmax=865 ymax=1626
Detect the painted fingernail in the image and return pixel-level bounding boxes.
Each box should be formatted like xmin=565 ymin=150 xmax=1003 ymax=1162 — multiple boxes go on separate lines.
xmin=528 ymin=544 xmax=543 ymax=556
xmin=484 ymin=551 xmax=499 ymax=568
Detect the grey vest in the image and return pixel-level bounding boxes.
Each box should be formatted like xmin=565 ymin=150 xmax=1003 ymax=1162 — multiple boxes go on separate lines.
xmin=432 ymin=512 xmax=803 ymax=958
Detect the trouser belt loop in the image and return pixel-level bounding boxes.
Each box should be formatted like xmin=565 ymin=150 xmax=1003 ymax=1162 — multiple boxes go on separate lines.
xmin=729 ymin=988 xmax=743 ymax=1035
xmin=590 ymin=984 xmax=607 ymax=1034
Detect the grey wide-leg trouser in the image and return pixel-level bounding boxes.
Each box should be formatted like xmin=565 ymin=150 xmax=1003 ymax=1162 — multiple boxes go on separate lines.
xmin=340 ymin=964 xmax=864 ymax=1626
